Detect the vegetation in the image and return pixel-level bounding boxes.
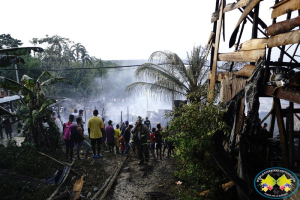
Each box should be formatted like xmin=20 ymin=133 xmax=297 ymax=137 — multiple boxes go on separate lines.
xmin=126 ymin=46 xmax=208 ymax=103
xmin=1 ymin=34 xmax=116 ymax=103
xmin=0 ymin=34 xmax=234 ymax=199
xmin=0 ymin=34 xmax=23 ymax=49
xmin=0 ymin=71 xmax=70 ymax=149
xmin=166 ymin=92 xmax=230 ymax=199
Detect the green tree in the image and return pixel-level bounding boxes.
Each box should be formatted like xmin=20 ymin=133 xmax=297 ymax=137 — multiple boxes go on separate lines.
xmin=71 ymin=43 xmax=91 ymax=67
xmin=167 ymin=99 xmax=230 ymax=199
xmin=0 ymin=71 xmax=70 ymax=149
xmin=126 ymin=46 xmax=208 ymax=103
xmin=0 ymin=34 xmax=23 ymax=49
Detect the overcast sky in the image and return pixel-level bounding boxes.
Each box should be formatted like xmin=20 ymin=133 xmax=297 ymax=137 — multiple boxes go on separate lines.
xmin=2 ymin=0 xmax=282 ymax=61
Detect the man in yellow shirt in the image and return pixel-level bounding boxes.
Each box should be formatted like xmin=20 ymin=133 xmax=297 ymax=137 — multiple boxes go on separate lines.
xmin=88 ymin=110 xmax=104 ymax=158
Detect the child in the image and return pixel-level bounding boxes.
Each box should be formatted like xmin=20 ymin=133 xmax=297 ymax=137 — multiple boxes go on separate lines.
xmin=155 ymin=124 xmax=163 ymax=160
xmin=119 ymin=136 xmax=125 ymax=156
xmin=114 ymin=124 xmax=121 ymax=154
xmin=150 ymin=128 xmax=156 ymax=158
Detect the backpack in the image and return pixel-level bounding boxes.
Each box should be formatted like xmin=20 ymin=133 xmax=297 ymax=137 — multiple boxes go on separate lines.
xmin=63 ymin=122 xmax=73 ymax=140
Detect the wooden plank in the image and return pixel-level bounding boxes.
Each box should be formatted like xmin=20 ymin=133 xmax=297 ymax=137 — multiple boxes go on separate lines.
xmin=267 ymin=29 xmax=300 ymax=48
xmin=281 ymin=108 xmax=300 ymax=113
xmin=239 ymin=38 xmax=267 ymax=51
xmin=71 ymin=175 xmax=84 ymax=200
xmin=211 ymin=0 xmax=251 ymax=23
xmin=274 ymin=98 xmax=289 ymax=168
xmin=207 ymin=32 xmax=215 ymax=44
xmin=218 ymin=49 xmax=265 ymax=62
xmin=224 ymin=0 xmax=250 ymax=13
xmin=233 ymin=65 xmax=255 ymax=77
xmin=208 ymin=0 xmax=224 ymax=102
xmin=266 ymin=16 xmax=300 ymax=36
xmin=262 ymin=86 xmax=300 ymax=104
xmin=271 ymin=0 xmax=300 ymax=19
xmin=211 ymin=11 xmax=219 ymax=23
xmin=229 ymin=0 xmax=261 ymax=48
xmin=220 ymin=73 xmax=233 ymax=102
xmin=270 ymin=0 xmax=290 ymax=9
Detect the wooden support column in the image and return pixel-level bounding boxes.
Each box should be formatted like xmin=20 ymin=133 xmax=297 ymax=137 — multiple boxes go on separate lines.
xmin=274 ymin=98 xmax=288 ymax=168
xmin=289 ymin=102 xmax=294 ymax=170
xmin=264 ymin=0 xmax=279 ymax=85
xmin=269 ymin=100 xmax=276 ymax=135
xmin=251 ymin=2 xmax=259 ymax=66
xmin=229 ymin=19 xmax=247 ymax=72
xmin=208 ymin=0 xmax=223 ymax=102
xmin=279 ymin=10 xmax=292 ymax=62
xmin=209 ymin=0 xmax=220 ymax=71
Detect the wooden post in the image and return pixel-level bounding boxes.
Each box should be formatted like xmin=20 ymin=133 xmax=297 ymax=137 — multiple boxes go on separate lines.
xmin=289 ymin=102 xmax=294 ymax=170
xmin=208 ymin=0 xmax=223 ymax=102
xmin=269 ymin=100 xmax=276 ymax=135
xmin=274 ymin=98 xmax=288 ymax=168
xmin=250 ymin=2 xmax=260 ymax=66
xmin=279 ymin=10 xmax=291 ymax=62
xmin=230 ymin=19 xmax=247 ymax=72
xmin=264 ymin=0 xmax=279 ymax=85
xmin=209 ymin=0 xmax=220 ymax=71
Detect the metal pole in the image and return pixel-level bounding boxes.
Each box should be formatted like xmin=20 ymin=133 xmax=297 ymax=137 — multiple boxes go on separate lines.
xmin=85 ymin=107 xmax=87 ymax=130
xmin=127 ymin=106 xmax=129 ymax=121
xmin=14 ymin=64 xmax=19 ymax=83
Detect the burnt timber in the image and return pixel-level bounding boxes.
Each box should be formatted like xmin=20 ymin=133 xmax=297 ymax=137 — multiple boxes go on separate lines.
xmin=208 ymin=0 xmax=300 ymax=199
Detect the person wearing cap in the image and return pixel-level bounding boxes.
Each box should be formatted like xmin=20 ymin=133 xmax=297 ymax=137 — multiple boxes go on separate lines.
xmin=87 ymin=110 xmax=104 ymax=158
xmin=131 ymin=116 xmax=151 ymax=165
xmin=144 ymin=117 xmax=151 ymax=130
xmin=124 ymin=122 xmax=134 ymax=155
xmin=121 ymin=121 xmax=129 ymax=136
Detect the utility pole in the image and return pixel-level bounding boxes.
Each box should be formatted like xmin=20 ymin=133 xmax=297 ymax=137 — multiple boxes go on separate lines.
xmin=121 ymin=111 xmax=122 ymax=123
xmin=127 ymin=106 xmax=129 ymax=121
xmin=15 ymin=64 xmax=19 ymax=83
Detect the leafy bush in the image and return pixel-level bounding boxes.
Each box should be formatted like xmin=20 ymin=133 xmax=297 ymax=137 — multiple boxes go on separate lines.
xmin=167 ymin=100 xmax=230 ymax=198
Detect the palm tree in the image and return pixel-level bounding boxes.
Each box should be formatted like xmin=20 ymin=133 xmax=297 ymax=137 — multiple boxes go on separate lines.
xmin=126 ymin=46 xmax=209 ymax=104
xmin=71 ymin=43 xmax=87 ymax=67
xmin=81 ymin=51 xmax=92 ymax=67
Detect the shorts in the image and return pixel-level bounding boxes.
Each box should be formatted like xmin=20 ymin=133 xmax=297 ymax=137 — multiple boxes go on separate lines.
xmin=65 ymin=140 xmax=75 ymax=148
xmin=150 ymin=143 xmax=155 ymax=149
xmin=91 ymin=138 xmax=102 ymax=145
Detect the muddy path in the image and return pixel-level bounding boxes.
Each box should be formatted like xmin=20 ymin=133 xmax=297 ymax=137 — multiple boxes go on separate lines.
xmin=104 ymin=154 xmax=178 ymax=200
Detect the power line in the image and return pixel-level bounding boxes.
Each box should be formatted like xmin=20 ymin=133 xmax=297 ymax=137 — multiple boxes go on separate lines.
xmin=0 ymin=64 xmax=141 ymax=71
xmin=0 ymin=63 xmax=197 ymax=72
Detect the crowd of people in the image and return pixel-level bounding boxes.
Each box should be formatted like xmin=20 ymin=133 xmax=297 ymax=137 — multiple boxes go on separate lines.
xmin=62 ymin=109 xmax=174 ymax=165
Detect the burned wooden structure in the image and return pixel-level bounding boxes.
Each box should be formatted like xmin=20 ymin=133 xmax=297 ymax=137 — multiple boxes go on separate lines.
xmin=208 ymin=0 xmax=300 ymax=199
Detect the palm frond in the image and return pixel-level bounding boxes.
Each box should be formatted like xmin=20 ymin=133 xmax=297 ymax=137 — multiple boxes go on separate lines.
xmin=135 ymin=63 xmax=189 ymax=91
xmin=41 ymin=77 xmax=71 ymax=86
xmin=126 ymin=81 xmax=186 ymax=100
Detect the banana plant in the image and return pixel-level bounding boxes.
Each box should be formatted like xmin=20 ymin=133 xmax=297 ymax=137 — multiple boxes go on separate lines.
xmin=1 ymin=72 xmax=71 ymax=149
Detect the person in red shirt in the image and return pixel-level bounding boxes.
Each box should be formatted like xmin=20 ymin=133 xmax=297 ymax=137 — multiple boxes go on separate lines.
xmin=150 ymin=128 xmax=156 ymax=158
xmin=262 ymin=123 xmax=268 ymax=130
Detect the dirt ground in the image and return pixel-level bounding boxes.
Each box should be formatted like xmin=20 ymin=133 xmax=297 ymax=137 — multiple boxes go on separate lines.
xmin=105 ymin=153 xmax=178 ymax=200
xmin=52 ymin=146 xmax=180 ymax=200
xmin=0 ymin=140 xmax=180 ymax=200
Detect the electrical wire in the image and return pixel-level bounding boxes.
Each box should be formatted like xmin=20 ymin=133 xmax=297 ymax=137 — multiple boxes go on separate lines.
xmin=0 ymin=63 xmax=194 ymax=71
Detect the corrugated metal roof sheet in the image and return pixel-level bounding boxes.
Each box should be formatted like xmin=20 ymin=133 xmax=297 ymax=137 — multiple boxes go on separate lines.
xmin=0 ymin=95 xmax=22 ymax=104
